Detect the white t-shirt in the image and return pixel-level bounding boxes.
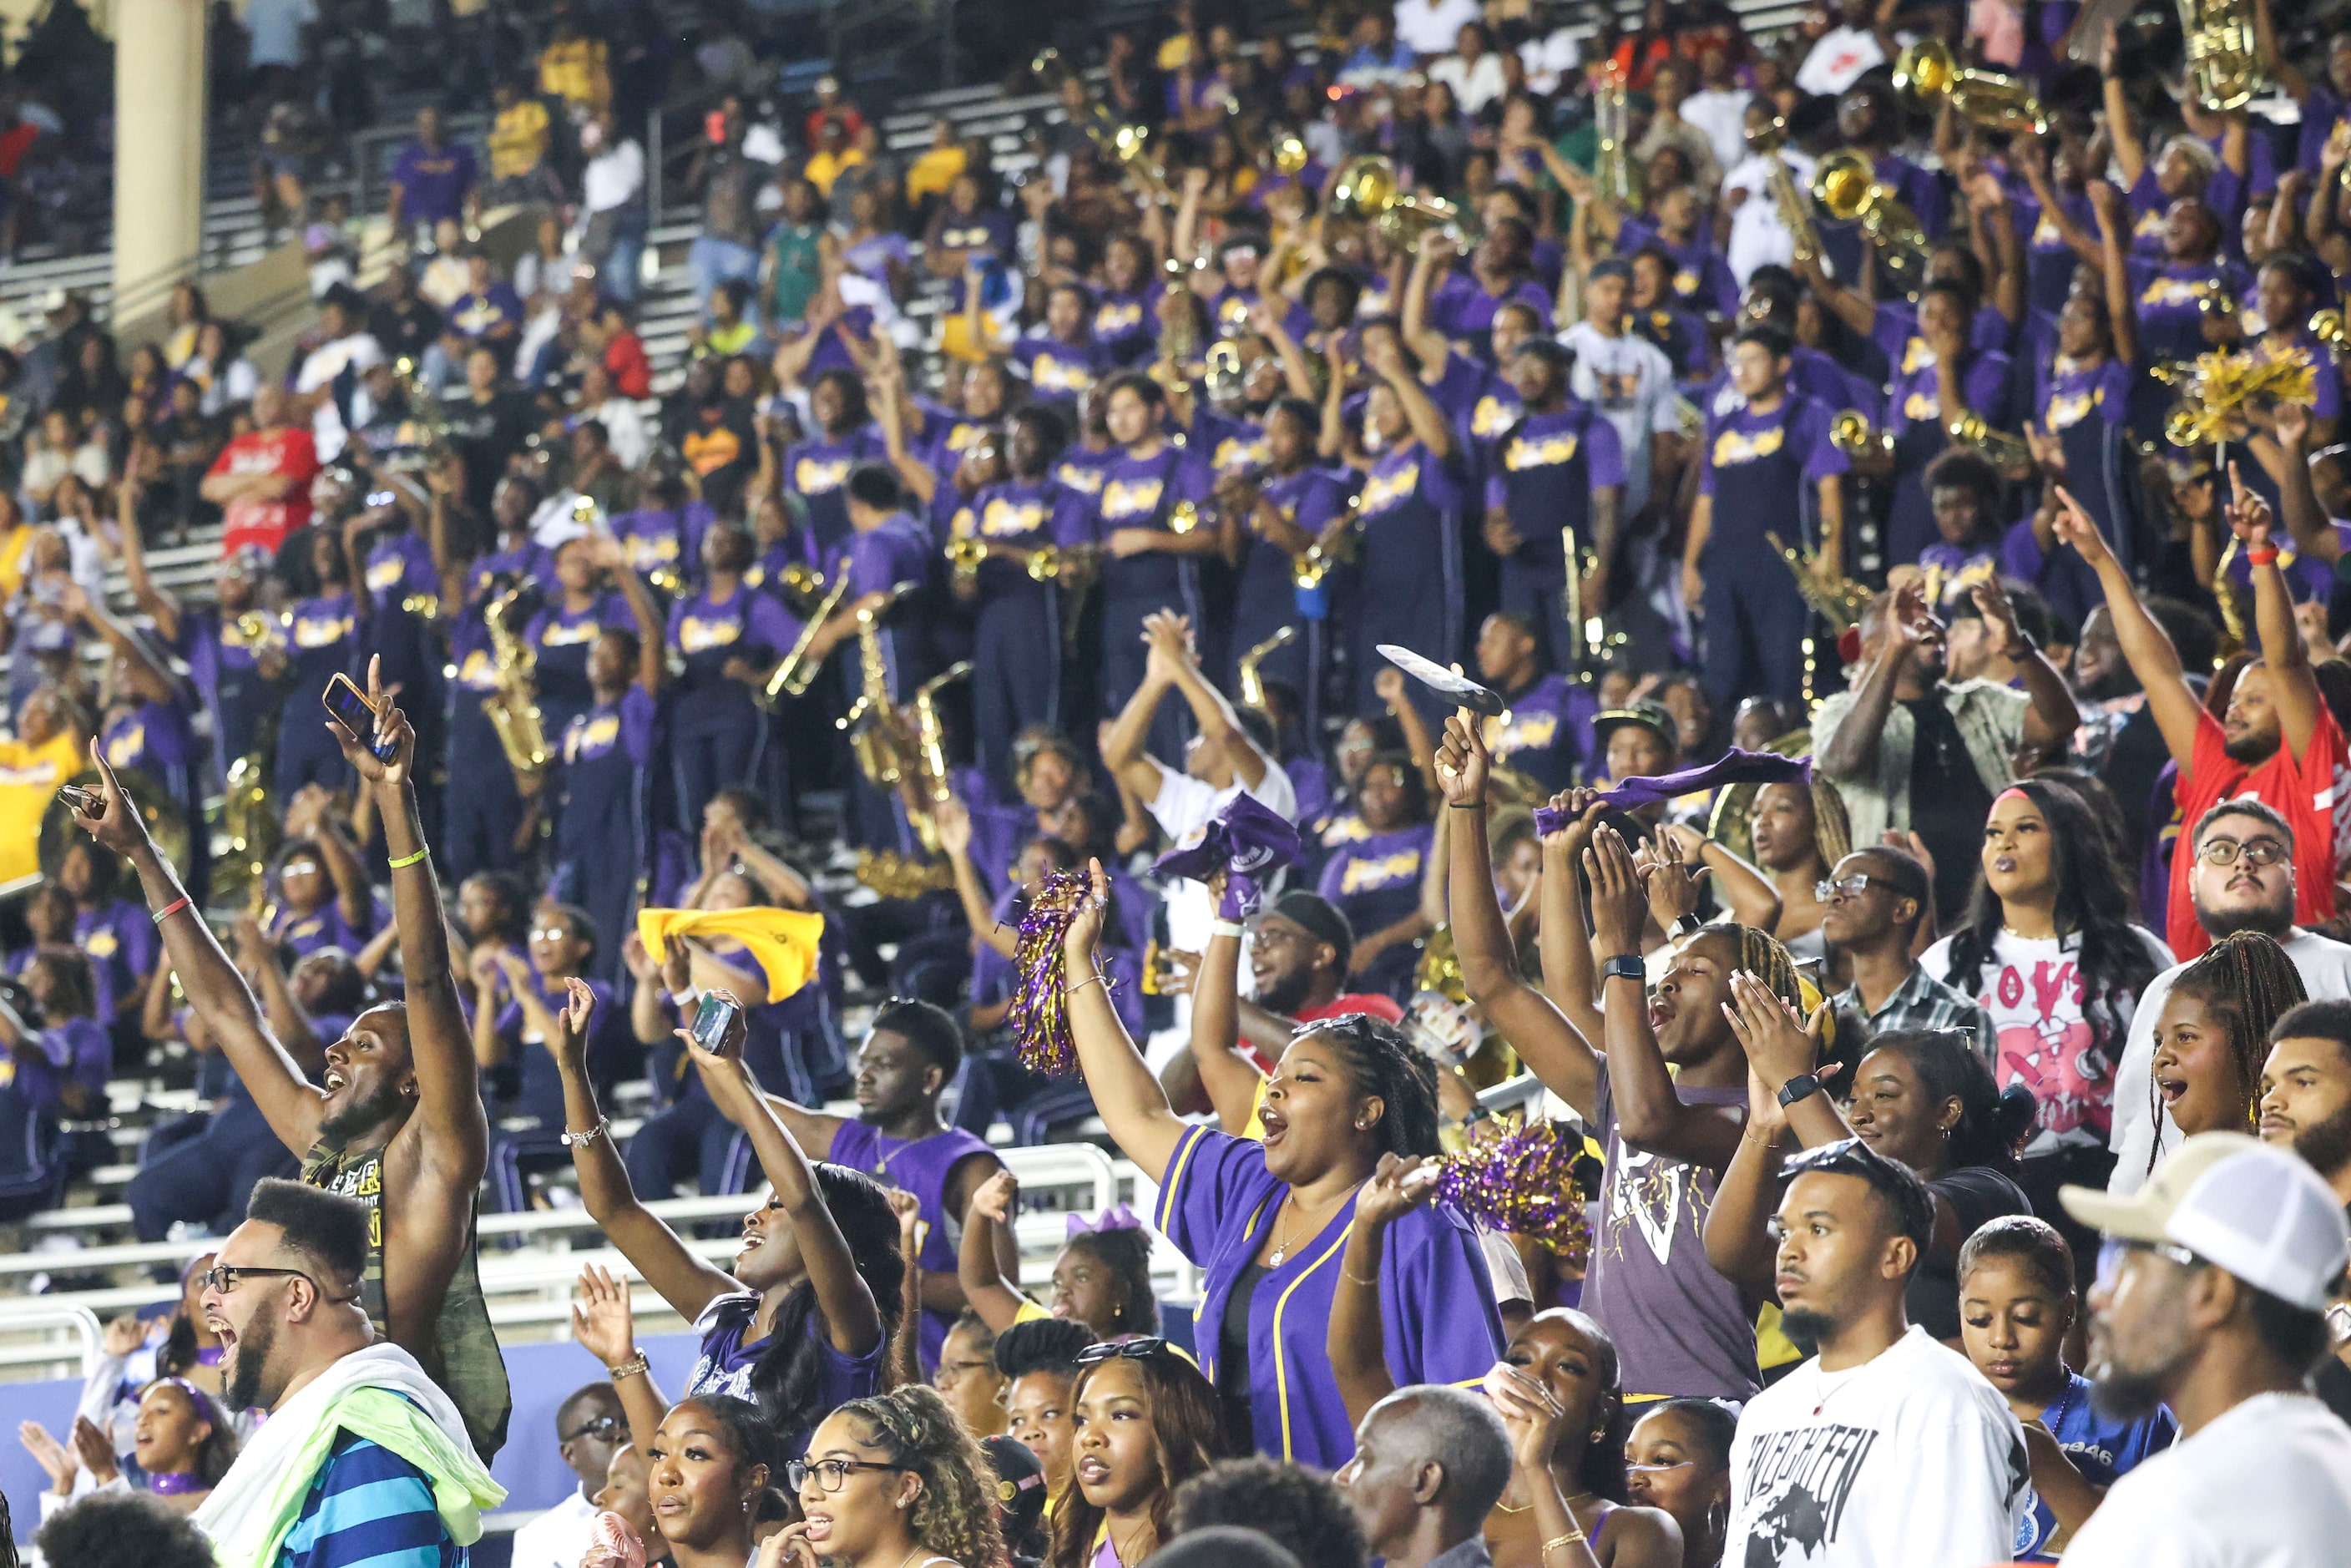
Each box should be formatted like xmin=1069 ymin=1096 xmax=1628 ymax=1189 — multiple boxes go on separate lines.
xmin=1393 ymin=0 xmax=1482 ymax=56
xmin=1560 ymin=321 xmax=1680 ymax=518
xmin=1722 ymin=148 xmax=1821 ymax=286
xmin=1147 ymin=759 xmax=1300 ymax=953
xmin=296 ymin=331 xmax=387 ymax=463
xmin=1681 ymin=88 xmax=1754 ymax=188
xmin=1920 ymin=926 xmax=2176 ymax=1157
xmin=508 ymin=1485 xmax=599 ymax=1568
xmin=594 ymin=397 xmax=650 ymax=472
xmin=1796 ymin=24 xmax=1888 ymax=96
xmin=1428 ymin=52 xmax=1508 ymax=115
xmin=582 ymin=138 xmax=646 ymax=215
xmin=1726 ymin=1326 xmax=2028 ymax=1568
xmin=2059 ymin=1393 xmax=2351 ymax=1567
xmin=2108 ymin=927 xmax=2351 ymax=1194
xmin=1518 ymin=28 xmax=1580 ymax=95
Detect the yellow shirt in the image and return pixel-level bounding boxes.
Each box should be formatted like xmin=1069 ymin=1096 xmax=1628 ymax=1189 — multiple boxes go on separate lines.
xmin=0 ymin=523 xmax=34 ymax=605
xmin=0 ymin=731 xmax=83 ymax=884
xmin=905 ymin=145 xmax=968 ymax=205
xmin=803 ymin=146 xmax=867 ymax=197
xmin=488 ymin=99 xmax=552 ymax=180
xmin=538 ymin=38 xmax=610 ymax=110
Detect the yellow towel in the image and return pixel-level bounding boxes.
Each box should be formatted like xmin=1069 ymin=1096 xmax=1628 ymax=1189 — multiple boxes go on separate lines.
xmin=635 ymin=907 xmax=825 ymax=1004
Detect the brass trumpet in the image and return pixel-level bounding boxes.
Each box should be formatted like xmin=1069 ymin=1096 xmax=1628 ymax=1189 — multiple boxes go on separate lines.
xmin=1893 ymin=40 xmax=2049 ymax=135
xmin=1948 ymin=412 xmax=2034 ymax=471
xmin=1830 ymin=410 xmax=1893 ymax=459
xmin=945 ymin=533 xmax=985 ymax=588
xmin=1106 ymin=123 xmax=1180 ymax=208
xmin=1329 ymin=154 xmax=1472 ymax=250
xmin=1238 ymin=626 xmax=1297 ymax=710
xmin=1811 ymin=153 xmax=1930 ymax=286
xmin=766 ymin=554 xmax=855 ymax=703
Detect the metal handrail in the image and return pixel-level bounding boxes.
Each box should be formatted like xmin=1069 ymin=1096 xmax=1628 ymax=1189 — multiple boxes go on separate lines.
xmin=0 ymin=1302 xmax=102 ymax=1378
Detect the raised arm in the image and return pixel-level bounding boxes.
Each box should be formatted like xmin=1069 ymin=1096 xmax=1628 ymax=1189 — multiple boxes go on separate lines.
xmin=2271 ymin=404 xmax=2341 ymax=565
xmin=2101 ymin=35 xmax=2147 ymax=187
xmin=1400 ymin=233 xmax=1459 ymax=372
xmin=1973 ymin=577 xmax=2081 ymax=750
xmin=1060 ymin=859 xmax=1189 ymax=1181
xmin=954 ymin=1168 xmax=1033 ymax=1333
xmin=2051 ymin=486 xmax=2205 ymax=766
xmin=1792 ymin=251 xmax=1876 ymax=340
xmin=1146 ymin=609 xmax=1272 ymax=790
xmin=2232 ymin=462 xmax=2322 ymax=756
xmin=115 ymin=475 xmax=181 ymax=645
xmin=938 ymin=798 xmax=1018 ymax=959
xmin=1367 ymin=331 xmax=1451 ymax=458
xmin=1438 ymin=716 xmax=1602 ymax=1119
xmin=1815 ymin=589 xmax=1932 ymax=784
xmin=2090 ymin=182 xmax=2141 ymax=368
xmin=1186 ymin=916 xmax=1272 ymax=1135
xmin=551 ymin=979 xmax=741 ymax=1323
xmin=690 ymin=998 xmax=882 ymax=1355
xmin=1657 ymin=823 xmax=1784 ymax=932
xmin=1536 ymin=790 xmax=1609 ymax=1044
xmin=1327 ymin=1155 xmax=1435 ymax=1429
xmin=1100 ymin=639 xmax=1178 ymax=805
xmin=75 ymin=745 xmax=321 ymax=1154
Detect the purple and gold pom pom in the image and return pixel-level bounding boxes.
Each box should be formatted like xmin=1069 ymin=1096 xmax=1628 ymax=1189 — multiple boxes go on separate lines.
xmin=1433 ymin=1119 xmax=1590 ymax=1255
xmin=1009 ymin=868 xmax=1095 ymax=1077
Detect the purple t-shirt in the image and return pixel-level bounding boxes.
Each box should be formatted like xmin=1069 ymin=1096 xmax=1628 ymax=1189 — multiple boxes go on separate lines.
xmin=270 ymin=891 xmax=379 ymax=959
xmin=1581 ymin=1060 xmax=1759 ymax=1399
xmin=1428 ymin=271 xmax=1554 ymax=343
xmin=563 ymin=684 xmax=657 ymax=770
xmin=391 ymin=142 xmax=478 ymax=225
xmin=8 ymin=1014 xmax=109 ymax=1115
xmin=74 ymin=900 xmax=157 ymax=1024
xmin=1617 ymin=217 xmax=1738 ymax=319
xmin=1482 ymin=404 xmax=1627 ymax=570
xmin=363 ymin=531 xmax=440 ymax=610
xmin=1012 ymin=332 xmax=1110 ymax=404
xmin=828 ymin=1121 xmax=995 ymax=1368
xmin=1317 ymin=822 xmax=1432 ymax=939
xmin=1488 ymin=673 xmax=1595 ymax=792
xmin=447 ymin=284 xmax=525 ymax=341
xmin=2126 ymin=254 xmax=2249 ymax=362
xmin=614 ymin=503 xmax=715 ymax=584
xmin=684 ymin=1292 xmax=883 ymax=1455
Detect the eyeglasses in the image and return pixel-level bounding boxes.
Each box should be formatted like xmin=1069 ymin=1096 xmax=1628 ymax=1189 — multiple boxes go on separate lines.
xmin=2094 ymin=1237 xmax=2205 ymax=1292
xmin=559 ymin=1412 xmax=625 ymax=1446
xmin=1813 ymin=874 xmax=1878 ymax=901
xmin=197 ymin=1264 xmax=354 ymax=1302
xmin=2195 ymin=837 xmax=2288 ymax=867
xmin=1626 ymin=1459 xmax=1694 ymax=1478
xmin=530 ymin=926 xmax=575 ymax=943
xmin=786 ymin=1459 xmax=909 ymax=1494
xmin=933 ymin=1358 xmax=995 ymax=1387
xmin=1074 ymin=1337 xmax=1170 ymax=1366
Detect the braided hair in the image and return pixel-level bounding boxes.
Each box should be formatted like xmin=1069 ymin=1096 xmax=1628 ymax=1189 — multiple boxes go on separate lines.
xmin=746 ymin=1164 xmax=908 ymax=1447
xmin=2156 ymin=931 xmax=2308 ymax=1169
xmin=1299 ymin=1014 xmax=1443 ymax=1158
xmin=1703 ymin=924 xmax=1807 ymax=1015
xmin=1810 ymin=782 xmax=1853 ymax=868
xmin=1940 ymin=781 xmax=2162 ymax=1063
xmin=828 ymin=1384 xmax=1009 ymax=1568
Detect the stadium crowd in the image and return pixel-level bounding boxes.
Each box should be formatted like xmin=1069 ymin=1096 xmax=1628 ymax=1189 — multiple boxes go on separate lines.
xmin=11 ymin=0 xmax=2351 ymax=1562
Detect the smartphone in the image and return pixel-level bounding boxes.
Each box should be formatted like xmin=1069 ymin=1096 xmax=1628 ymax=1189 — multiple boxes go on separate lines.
xmin=322 ymin=674 xmax=400 ymax=761
xmin=691 ymin=993 xmax=741 ymax=1053
xmin=56 ymin=784 xmax=100 ymax=816
xmin=705 ymin=109 xmax=727 ymax=144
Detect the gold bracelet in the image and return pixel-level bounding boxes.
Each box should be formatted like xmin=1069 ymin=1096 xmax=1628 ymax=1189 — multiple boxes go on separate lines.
xmin=1742 ymin=1125 xmax=1784 ymax=1147
xmin=607 ymin=1353 xmax=650 ymax=1381
xmin=1341 ymin=1266 xmax=1378 ymax=1285
xmin=1541 ymin=1530 xmax=1587 ymax=1560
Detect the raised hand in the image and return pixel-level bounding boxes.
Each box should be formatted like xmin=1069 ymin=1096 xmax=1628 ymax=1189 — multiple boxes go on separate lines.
xmin=323 ymin=655 xmax=418 ymax=790
xmin=69 ymin=1414 xmax=118 ymax=1484
xmin=1540 ymin=787 xmax=1605 ymax=857
xmin=570 ymin=1262 xmax=639 ymax=1369
xmin=1584 ymin=823 xmax=1651 ymax=959
xmin=2226 ymin=459 xmax=2275 ymax=548
xmin=885 ymin=1186 xmax=923 ymax=1247
xmin=969 ymin=1168 xmax=1019 ymax=1224
xmin=1373 ymin=665 xmax=1408 ymax=713
xmin=2050 ymin=485 xmax=2116 ymax=569
xmin=1722 ymin=969 xmax=1832 ymax=1092
xmin=101 ymin=1313 xmax=149 ymax=1358
xmin=678 ymin=988 xmax=750 ymax=1068
xmin=1434 ymin=710 xmax=1491 ymax=808
xmin=1062 ymin=859 xmax=1112 ymax=970
xmin=552 ymin=976 xmax=596 ymax=1077
xmin=72 ymin=742 xmax=153 ymax=857
xmin=935 ymin=794 xmax=974 ymax=859
xmin=1356 ymin=1151 xmax=1440 ymax=1229
xmin=1484 ymin=1361 xmax=1566 ymax=1476
xmin=1967 ymin=578 xmax=2024 ymax=651
xmin=1636 ymin=836 xmax=1709 ymax=928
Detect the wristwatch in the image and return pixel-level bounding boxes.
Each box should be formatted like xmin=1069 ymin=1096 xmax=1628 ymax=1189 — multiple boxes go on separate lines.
xmin=1777 ymin=1073 xmax=1824 ymax=1109
xmin=1600 ymin=953 xmax=1646 ymax=984
xmin=1668 ymin=914 xmax=1705 ymax=940
xmin=2000 ymin=625 xmax=2040 ymax=660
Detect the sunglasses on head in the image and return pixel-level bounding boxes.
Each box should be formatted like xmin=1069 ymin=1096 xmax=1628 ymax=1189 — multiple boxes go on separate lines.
xmin=1074 ymin=1337 xmax=1170 ymax=1366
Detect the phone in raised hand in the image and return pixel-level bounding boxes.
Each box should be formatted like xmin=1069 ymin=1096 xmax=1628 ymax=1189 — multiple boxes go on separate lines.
xmin=322 ymin=673 xmax=400 ymax=761
xmin=690 ymin=993 xmax=741 ymax=1055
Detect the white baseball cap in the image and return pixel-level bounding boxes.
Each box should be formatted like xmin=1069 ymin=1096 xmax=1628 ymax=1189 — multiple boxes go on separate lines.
xmin=2063 ymin=1132 xmax=2351 ymax=1313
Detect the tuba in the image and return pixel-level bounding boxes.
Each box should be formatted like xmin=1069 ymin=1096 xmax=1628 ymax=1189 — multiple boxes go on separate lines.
xmin=2174 ymin=0 xmax=2261 ymax=112
xmin=1237 ymin=626 xmax=1297 ymax=710
xmin=1748 ymin=117 xmax=1819 ymax=263
xmin=481 ymin=586 xmax=551 ymax=793
xmin=1811 ymin=152 xmax=1930 ymax=287
xmin=1330 ymin=154 xmax=1471 ymax=250
xmin=1893 ymin=39 xmax=2050 ymax=135
xmin=765 ymin=555 xmax=856 ymax=703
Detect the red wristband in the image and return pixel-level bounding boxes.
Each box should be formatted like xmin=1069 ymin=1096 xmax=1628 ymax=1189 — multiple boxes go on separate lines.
xmin=2247 ymin=549 xmax=2280 ymax=566
xmin=150 ymin=895 xmax=192 ymax=925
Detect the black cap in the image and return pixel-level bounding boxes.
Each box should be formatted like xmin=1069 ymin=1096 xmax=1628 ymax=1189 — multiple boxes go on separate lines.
xmin=1591 ymin=700 xmax=1677 ymax=756
xmin=1264 ymin=890 xmax=1355 ymax=973
xmin=980 ymin=1434 xmax=1049 ymax=1540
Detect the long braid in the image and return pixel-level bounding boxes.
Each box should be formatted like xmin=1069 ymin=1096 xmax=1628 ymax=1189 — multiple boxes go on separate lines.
xmin=1731 ymin=924 xmax=1806 ymax=1014
xmin=2151 ymin=930 xmax=2307 ymax=1173
xmin=1809 ymin=782 xmax=1853 ymax=868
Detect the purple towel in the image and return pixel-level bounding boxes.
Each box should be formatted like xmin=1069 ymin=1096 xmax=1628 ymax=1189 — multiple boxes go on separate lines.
xmin=1154 ymin=791 xmax=1302 ymax=918
xmin=1531 ymin=750 xmax=1813 ymax=835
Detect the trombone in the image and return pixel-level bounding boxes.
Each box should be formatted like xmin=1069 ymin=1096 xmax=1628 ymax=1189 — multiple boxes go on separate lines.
xmin=1329 ymin=154 xmax=1474 ymax=250
xmin=1811 ymin=153 xmax=1930 ymax=288
xmin=1948 ymin=412 xmax=2034 ymax=471
xmin=1748 ymin=117 xmax=1819 ymax=263
xmin=1893 ymin=40 xmax=2050 ymax=136
xmin=765 ymin=554 xmax=855 ymax=704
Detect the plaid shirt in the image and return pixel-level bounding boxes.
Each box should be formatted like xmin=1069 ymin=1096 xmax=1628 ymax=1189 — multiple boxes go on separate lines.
xmin=1834 ymin=964 xmax=1998 ymax=1060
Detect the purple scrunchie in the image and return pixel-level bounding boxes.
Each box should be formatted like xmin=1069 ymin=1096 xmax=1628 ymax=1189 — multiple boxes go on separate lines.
xmin=1531 ymin=750 xmax=1814 ymax=835
xmin=1066 ymin=1202 xmax=1145 ymax=1240
xmin=1154 ymin=792 xmax=1302 ymax=918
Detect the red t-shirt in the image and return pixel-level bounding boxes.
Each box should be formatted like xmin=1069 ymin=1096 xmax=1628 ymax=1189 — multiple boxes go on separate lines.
xmin=2167 ymin=703 xmax=2350 ymax=960
xmin=208 ymin=427 xmax=319 ymax=557
xmin=604 ymin=331 xmax=651 ymax=399
xmin=1245 ymin=992 xmax=1408 ymax=1072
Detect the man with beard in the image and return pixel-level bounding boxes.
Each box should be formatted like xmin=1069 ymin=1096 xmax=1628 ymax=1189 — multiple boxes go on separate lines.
xmin=2065 ymin=597 xmax=2220 ymax=862
xmin=1165 ymin=888 xmax=1405 ymax=1127
xmin=2257 ymin=999 xmax=2351 ymax=1419
xmin=2109 ymin=801 xmax=2351 ymax=1192
xmin=2056 ymin=1134 xmax=2351 ymax=1565
xmin=1816 ymin=579 xmax=2079 ymax=928
xmin=2055 ymin=483 xmax=2349 ymax=960
xmin=705 ymin=995 xmax=1013 ymax=1371
xmin=1723 ymin=1140 xmax=2028 ymax=1568
xmin=73 ymin=660 xmax=512 ymax=1459
xmin=189 ymin=1179 xmax=502 ymax=1565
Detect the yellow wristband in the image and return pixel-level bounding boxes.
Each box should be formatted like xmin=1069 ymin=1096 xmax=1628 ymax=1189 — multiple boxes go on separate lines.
xmin=387 ymin=848 xmax=429 ymax=869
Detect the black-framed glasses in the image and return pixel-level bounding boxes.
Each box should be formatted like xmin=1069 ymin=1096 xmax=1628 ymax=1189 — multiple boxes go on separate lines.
xmin=2195 ymin=836 xmax=2288 ymax=867
xmin=787 ymin=1459 xmax=909 ymax=1494
xmin=198 ymin=1264 xmax=353 ymax=1302
xmin=1075 ymin=1337 xmax=1170 ymax=1366
xmin=1814 ymin=873 xmax=1878 ymax=901
xmin=559 ymin=1412 xmax=626 ymax=1446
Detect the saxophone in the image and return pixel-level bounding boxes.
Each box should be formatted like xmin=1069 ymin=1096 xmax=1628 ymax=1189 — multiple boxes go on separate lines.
xmin=836 ymin=585 xmax=925 ymax=794
xmin=481 ymin=587 xmax=551 ymax=793
xmin=907 ymin=662 xmax=974 ymax=852
xmin=1748 ymin=118 xmax=1818 ymax=263
xmin=1765 ymin=531 xmax=1873 ymax=634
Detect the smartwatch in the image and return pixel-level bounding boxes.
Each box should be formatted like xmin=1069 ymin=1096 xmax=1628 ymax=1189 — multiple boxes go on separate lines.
xmin=1777 ymin=1073 xmax=1824 ymax=1109
xmin=1600 ymin=953 xmax=1646 ymax=984
xmin=1668 ymin=914 xmax=1705 ymax=940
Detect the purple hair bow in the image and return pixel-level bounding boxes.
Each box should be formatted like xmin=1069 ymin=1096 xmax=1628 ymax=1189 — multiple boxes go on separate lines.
xmin=1531 ymin=751 xmax=1813 ymax=835
xmin=1153 ymin=792 xmax=1301 ymax=918
xmin=1066 ymin=1202 xmax=1145 ymax=1240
